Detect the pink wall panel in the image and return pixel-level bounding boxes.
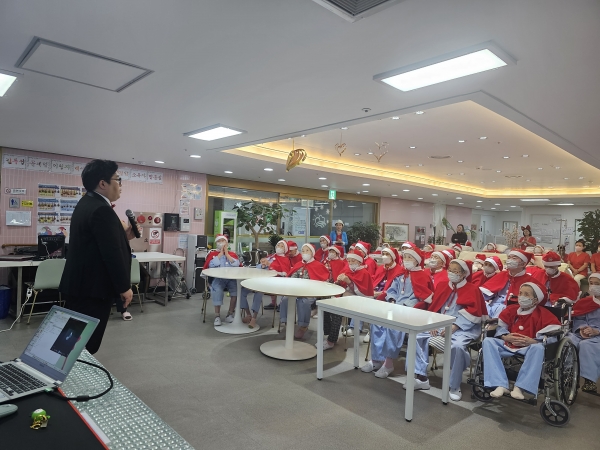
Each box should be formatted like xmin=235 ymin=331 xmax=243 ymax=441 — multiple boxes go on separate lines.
xmin=1 ymin=148 xmax=207 ymax=257
xmin=380 ymin=197 xmax=434 ymax=242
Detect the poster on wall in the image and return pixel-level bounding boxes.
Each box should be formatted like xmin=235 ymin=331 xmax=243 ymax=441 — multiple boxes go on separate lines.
xmin=179 ymin=199 xmax=190 ymax=217
xmin=51 ymin=160 xmax=74 ymax=174
xmin=73 ymin=162 xmax=86 ymax=175
xmin=181 ymin=183 xmax=202 ymax=199
xmin=118 ymin=167 xmax=131 ymax=180
xmin=129 ymin=169 xmax=147 ymax=182
xmin=2 ymin=154 xmax=27 ymax=169
xmin=37 ymin=198 xmax=60 ymax=212
xmin=149 ymin=228 xmax=162 ymax=245
xmin=37 ymin=212 xmax=59 ymax=225
xmin=37 ymin=225 xmax=70 ymax=240
xmin=59 ymin=186 xmax=82 ymax=198
xmin=59 ymin=213 xmax=72 ymax=225
xmin=38 ymin=184 xmax=60 ymax=198
xmin=60 ymin=199 xmax=78 ymax=212
xmin=147 ymin=171 xmax=163 ymax=184
xmin=28 ymin=156 xmax=51 ymax=172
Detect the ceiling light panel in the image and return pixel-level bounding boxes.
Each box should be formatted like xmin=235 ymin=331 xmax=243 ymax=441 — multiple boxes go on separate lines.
xmin=185 ymin=124 xmax=246 ymax=141
xmin=0 ymin=70 xmax=19 ymax=96
xmin=374 ymin=42 xmax=514 ymax=92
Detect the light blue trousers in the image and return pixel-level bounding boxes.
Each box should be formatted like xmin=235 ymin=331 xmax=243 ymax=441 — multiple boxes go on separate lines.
xmin=210 ymin=278 xmax=237 ymax=306
xmin=483 ymin=338 xmax=545 ymax=395
xmin=348 ymin=318 xmax=364 ymax=331
xmin=280 ymin=296 xmax=313 ymax=327
xmin=370 ymin=325 xmax=405 ymax=361
xmin=568 ymin=333 xmax=600 ymax=381
xmin=239 ymin=287 xmax=263 ymax=313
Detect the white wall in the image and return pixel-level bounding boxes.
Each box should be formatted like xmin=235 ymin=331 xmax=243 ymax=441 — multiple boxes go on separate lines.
xmin=470 ymin=210 xmax=521 ymax=249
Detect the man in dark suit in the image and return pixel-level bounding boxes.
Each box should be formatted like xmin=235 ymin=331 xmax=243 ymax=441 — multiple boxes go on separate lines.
xmin=60 ymin=159 xmax=137 ymax=354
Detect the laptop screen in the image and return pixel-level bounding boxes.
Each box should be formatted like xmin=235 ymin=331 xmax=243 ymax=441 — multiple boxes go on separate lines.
xmin=37 ymin=235 xmax=66 ymax=259
xmin=19 ymin=306 xmax=99 ymax=383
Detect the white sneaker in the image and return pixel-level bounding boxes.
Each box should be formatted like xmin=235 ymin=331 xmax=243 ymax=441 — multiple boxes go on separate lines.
xmin=214 ymin=317 xmax=222 ymax=326
xmin=374 ymin=365 xmax=394 ymax=379
xmin=224 ymin=314 xmax=234 ymax=323
xmin=449 ymin=388 xmax=462 ymax=401
xmin=360 ymin=360 xmax=382 ymax=373
xmin=315 ymin=340 xmax=335 ymax=350
xmin=344 ymin=328 xmax=354 ymax=337
xmin=363 ymin=332 xmax=370 ymax=343
xmin=403 ymin=378 xmax=430 ymax=390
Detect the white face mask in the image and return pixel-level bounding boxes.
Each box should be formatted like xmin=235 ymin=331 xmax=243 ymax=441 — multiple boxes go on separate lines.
xmin=545 ymin=267 xmax=558 ymax=276
xmin=589 ymin=285 xmax=600 ymax=297
xmin=216 ymin=242 xmax=225 ymax=250
xmin=328 ymin=252 xmax=338 ymax=261
xmin=320 ymin=242 xmax=328 ymax=249
xmin=506 ymin=259 xmax=520 ymax=269
xmin=404 ymin=261 xmax=416 ymax=270
xmin=349 ymin=264 xmax=359 ymax=272
xmin=382 ymin=255 xmax=392 ymax=265
xmin=302 ymin=253 xmax=312 ymax=262
xmin=484 ymin=265 xmax=496 ymax=275
xmin=448 ymin=273 xmax=462 ymax=284
xmin=518 ymin=296 xmax=534 ymax=308
xmin=576 ymin=246 xmax=583 ymax=252
xmin=275 ymin=247 xmax=285 ymax=255
xmin=428 ymin=259 xmax=439 ymax=269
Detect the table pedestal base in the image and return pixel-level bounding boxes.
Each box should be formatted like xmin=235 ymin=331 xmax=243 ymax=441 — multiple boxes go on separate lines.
xmin=260 ymin=340 xmax=316 ymax=360
xmin=215 ymin=322 xmax=260 ymax=334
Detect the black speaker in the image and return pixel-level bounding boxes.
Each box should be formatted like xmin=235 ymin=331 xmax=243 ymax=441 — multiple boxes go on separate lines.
xmin=196 ymin=235 xmax=208 ymax=248
xmin=163 ymin=213 xmax=180 ymax=231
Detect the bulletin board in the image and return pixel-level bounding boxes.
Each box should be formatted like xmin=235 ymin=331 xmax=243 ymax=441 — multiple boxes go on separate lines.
xmin=531 ymin=214 xmax=561 ymax=244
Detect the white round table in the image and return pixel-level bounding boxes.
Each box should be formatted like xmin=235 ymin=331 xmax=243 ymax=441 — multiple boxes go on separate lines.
xmin=241 ymin=277 xmax=344 ymax=360
xmin=202 ymin=267 xmax=277 ymax=335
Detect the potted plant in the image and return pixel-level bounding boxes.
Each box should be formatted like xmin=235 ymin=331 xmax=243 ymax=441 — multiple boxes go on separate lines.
xmin=346 ymin=222 xmax=381 ymax=249
xmin=577 ymin=209 xmax=600 ymax=250
xmin=268 ymin=233 xmax=283 ymax=252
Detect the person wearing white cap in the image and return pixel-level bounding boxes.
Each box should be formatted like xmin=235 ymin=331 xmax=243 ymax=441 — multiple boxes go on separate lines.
xmin=330 ymin=220 xmax=348 ymax=248
xmin=203 ymin=234 xmax=241 ymax=326
xmin=568 ymin=273 xmax=600 ymax=393
xmin=427 ymin=251 xmax=449 ymax=288
xmin=314 ymin=235 xmax=332 ymax=263
xmin=531 ymin=251 xmax=579 ymax=305
xmin=483 ymin=281 xmax=561 ymax=400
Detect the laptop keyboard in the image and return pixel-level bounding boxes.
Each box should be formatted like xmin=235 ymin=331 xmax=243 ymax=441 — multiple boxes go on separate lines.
xmin=0 ymin=364 xmax=47 ymax=396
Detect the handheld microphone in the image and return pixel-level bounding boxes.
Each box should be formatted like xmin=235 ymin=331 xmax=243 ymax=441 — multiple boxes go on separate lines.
xmin=125 ymin=210 xmax=141 ymax=239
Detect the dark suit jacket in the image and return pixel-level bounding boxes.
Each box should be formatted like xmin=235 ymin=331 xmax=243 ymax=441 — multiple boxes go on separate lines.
xmin=60 ymin=192 xmax=132 ymax=299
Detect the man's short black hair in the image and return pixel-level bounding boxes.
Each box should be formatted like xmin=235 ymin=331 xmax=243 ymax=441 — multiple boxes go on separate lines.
xmin=81 ymin=160 xmax=119 ymax=191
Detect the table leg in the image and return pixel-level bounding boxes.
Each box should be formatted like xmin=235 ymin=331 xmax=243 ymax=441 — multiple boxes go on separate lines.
xmin=16 ymin=267 xmax=23 ymax=323
xmin=216 ymin=279 xmax=260 ymax=335
xmin=353 ymin=317 xmax=360 ymax=368
xmin=441 ymin=325 xmax=452 ymax=405
xmin=317 ymin=305 xmax=324 ymax=379
xmin=404 ymin=331 xmax=417 ymax=422
xmin=260 ymin=296 xmax=317 ymax=360
xmin=164 ymin=268 xmax=169 ymax=307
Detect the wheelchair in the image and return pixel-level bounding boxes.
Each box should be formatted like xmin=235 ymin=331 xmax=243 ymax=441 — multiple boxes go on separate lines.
xmin=468 ymin=301 xmax=579 ymax=426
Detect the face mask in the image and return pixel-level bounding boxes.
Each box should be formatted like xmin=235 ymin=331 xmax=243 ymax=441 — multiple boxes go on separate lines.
xmin=216 ymin=242 xmax=225 ymax=250
xmin=328 ymin=252 xmax=338 ymax=260
xmin=545 ymin=267 xmax=558 ymax=276
xmin=576 ymin=246 xmax=583 ymax=252
xmin=518 ymin=296 xmax=534 ymax=308
xmin=320 ymin=242 xmax=328 ymax=249
xmin=302 ymin=253 xmax=312 ymax=262
xmin=382 ymin=255 xmax=392 ymax=265
xmin=589 ymin=285 xmax=600 ymax=297
xmin=506 ymin=259 xmax=520 ymax=269
xmin=448 ymin=273 xmax=462 ymax=284
xmin=484 ymin=265 xmax=496 ymax=275
xmin=404 ymin=261 xmax=416 ymax=270
xmin=275 ymin=247 xmax=285 ymax=255
xmin=349 ymin=264 xmax=359 ymax=272
xmin=428 ymin=260 xmax=439 ymax=268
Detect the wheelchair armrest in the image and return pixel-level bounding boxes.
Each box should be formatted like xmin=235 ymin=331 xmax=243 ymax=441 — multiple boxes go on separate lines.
xmin=542 ymin=330 xmax=563 ymax=337
xmin=485 ymin=318 xmax=498 ymax=325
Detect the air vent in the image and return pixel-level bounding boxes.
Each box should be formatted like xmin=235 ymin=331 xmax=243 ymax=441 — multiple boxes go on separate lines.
xmin=312 ymin=0 xmax=403 ymax=22
xmin=428 ymin=155 xmax=451 ymax=159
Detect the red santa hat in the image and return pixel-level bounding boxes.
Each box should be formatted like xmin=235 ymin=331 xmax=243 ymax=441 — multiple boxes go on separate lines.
xmin=451 ymin=259 xmax=472 ymax=277
xmin=215 ymin=234 xmax=228 ymax=243
xmin=475 ymin=254 xmax=486 ymax=262
xmin=485 ymin=243 xmax=497 ymax=252
xmin=589 ymin=273 xmax=600 ymax=282
xmin=465 ymin=240 xmax=472 ymax=247
xmin=287 ymin=240 xmax=298 ymax=251
xmin=442 ymin=249 xmax=456 ymax=261
xmin=431 ymin=251 xmax=448 ymax=267
xmin=452 ymin=243 xmax=463 ymax=251
xmin=346 ymin=250 xmax=364 ymax=264
xmin=542 ymin=251 xmax=562 ymax=267
xmin=301 ymin=243 xmax=316 ymax=256
xmin=319 ymin=235 xmax=331 ymax=245
xmin=403 ymin=246 xmax=424 ymax=265
xmin=277 ymin=240 xmax=288 ymax=253
xmin=381 ymin=247 xmax=400 ymax=262
xmin=327 ymin=245 xmax=345 ymax=257
xmin=355 ymin=241 xmax=371 ymax=256
xmin=401 ymin=241 xmax=415 ymax=250
xmin=521 ymin=281 xmax=547 ymax=303
xmin=485 ymin=256 xmax=503 ymax=272
xmin=509 ymin=249 xmax=534 ymax=264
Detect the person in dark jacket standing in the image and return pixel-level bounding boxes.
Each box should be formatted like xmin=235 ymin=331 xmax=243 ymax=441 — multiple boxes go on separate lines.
xmin=60 ymin=160 xmax=137 ymax=354
xmin=450 ymin=224 xmax=468 ymax=245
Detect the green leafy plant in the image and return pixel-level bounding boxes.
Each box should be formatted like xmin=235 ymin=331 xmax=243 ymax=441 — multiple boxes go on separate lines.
xmin=233 ymin=200 xmax=290 ymax=251
xmin=441 ymin=217 xmax=455 ymax=233
xmin=268 ymin=233 xmax=283 ymax=252
xmin=577 ymin=209 xmax=600 ymax=252
xmin=346 ymin=222 xmax=381 ymax=249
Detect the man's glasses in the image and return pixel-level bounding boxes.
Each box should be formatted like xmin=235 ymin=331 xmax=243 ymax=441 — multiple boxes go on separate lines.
xmin=111 ymin=177 xmax=122 ymax=186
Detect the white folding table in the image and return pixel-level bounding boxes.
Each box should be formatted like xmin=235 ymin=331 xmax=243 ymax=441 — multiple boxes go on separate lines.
xmin=133 ymin=252 xmax=186 ymax=306
xmin=316 ymin=296 xmax=456 ymax=422
xmin=241 ymin=277 xmax=344 ymax=360
xmin=0 ymin=259 xmax=41 ymax=322
xmin=202 ymin=267 xmax=277 ymax=334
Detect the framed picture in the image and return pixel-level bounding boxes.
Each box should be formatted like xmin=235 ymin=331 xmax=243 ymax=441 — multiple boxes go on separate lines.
xmin=382 ymin=222 xmax=409 ymax=243
xmin=503 ymin=221 xmax=518 ymax=231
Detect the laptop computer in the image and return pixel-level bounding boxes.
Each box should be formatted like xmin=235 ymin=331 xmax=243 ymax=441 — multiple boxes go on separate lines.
xmin=0 ymin=306 xmax=99 ymax=404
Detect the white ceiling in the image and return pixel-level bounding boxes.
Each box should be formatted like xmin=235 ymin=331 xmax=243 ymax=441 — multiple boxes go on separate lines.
xmin=0 ymin=0 xmax=599 ymax=213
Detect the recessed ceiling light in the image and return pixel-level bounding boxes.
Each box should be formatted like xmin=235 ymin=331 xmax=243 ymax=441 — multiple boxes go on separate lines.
xmin=520 ymin=199 xmax=550 ymax=202
xmin=526 ymin=179 xmax=531 ymax=181
xmin=264 ymin=168 xmax=273 ymax=171
xmin=459 ymin=172 xmax=465 ymax=175
xmin=458 ymin=140 xmax=465 ymax=143
xmin=415 ymin=111 xmax=425 ymax=115
xmin=538 ymin=167 xmax=543 ymax=170
xmin=555 ymin=203 xmax=574 ymax=206
xmin=362 ymin=183 xmax=370 ymax=186
xmin=374 ymin=46 xmax=511 ymax=91
xmin=477 ymin=200 xmax=483 ymax=203
xmin=341 ymin=127 xmax=348 ymax=130
xmin=322 ymin=185 xmax=328 ymax=188
xmin=505 ymin=210 xmax=509 ymax=211
xmin=510 ymin=206 xmax=516 ymax=208
xmin=503 ymin=156 xmax=509 ymax=159
xmin=242 ymin=190 xmax=247 ymax=193
xmin=154 ymin=160 xmax=164 ymax=164
xmin=458 ymin=202 xmax=464 ymax=205
xmin=496 ymin=170 xmax=501 ymax=173
xmin=579 ymin=177 xmax=584 ymax=180
xmin=405 ymin=165 xmax=410 ymax=168
xmin=492 ymin=181 xmax=496 ymax=183
xmin=555 ymin=166 xmax=561 ymax=169
xmin=189 ymin=154 xmax=201 ymax=158
xmin=476 ymin=206 xmax=481 ymax=208
xmin=224 ymin=170 xmax=233 ymax=174
xmin=354 ymin=153 xmax=361 ymax=156
xmin=457 ymin=160 xmax=464 ymax=163
xmin=456 ymin=197 xmax=462 ymax=200
xmin=347 ymin=205 xmax=357 ymax=208
xmin=391 ymin=116 xmax=400 ymax=120
xmin=447 ymin=173 xmax=452 ymax=176
xmin=432 ymin=194 xmax=438 ymax=196
xmin=184 ymin=124 xmax=245 ymax=141
xmin=564 ymin=177 xmax=569 ymax=180
xmin=391 ymin=194 xmax=398 ymax=197
xmin=418 ymin=197 xmax=423 ymax=200
xmin=410 ymin=146 xmax=416 ymax=149
xmin=548 ymin=186 xmax=554 ymax=188
xmin=522 ymin=154 xmax=529 ymax=157
xmin=403 ymin=189 xmax=410 ymax=192
xmin=480 ymin=136 xmax=487 ymax=140
xmin=495 ymin=203 xmax=500 ymax=205
xmin=368 ymin=152 xmax=374 ymax=155
xmin=0 ymin=70 xmax=19 ymax=97
xmin=418 ymin=164 xmax=423 ymax=167
xmin=319 ymin=177 xmax=327 ymax=180
xmin=362 ymin=190 xmax=369 ymax=193
xmin=491 ymin=207 xmax=496 ymax=210
xmin=278 ymin=178 xmax=285 ymax=181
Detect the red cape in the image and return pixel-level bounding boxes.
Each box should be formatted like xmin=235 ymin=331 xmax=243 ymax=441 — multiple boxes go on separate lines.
xmin=373 ymin=263 xmax=405 ymax=300
xmin=289 ymin=259 xmax=330 ymax=281
xmin=326 ymin=258 xmax=348 ymax=282
xmin=364 ymin=257 xmax=378 ymax=276
xmin=526 ymin=266 xmax=545 ymax=278
xmin=202 ymin=249 xmax=239 ymax=269
xmin=314 ymin=248 xmax=328 ymax=264
xmin=480 ymin=271 xmax=535 ymax=305
xmin=269 ymin=254 xmax=292 ymax=275
xmin=471 ymin=271 xmax=496 ymax=288
xmin=289 ymin=253 xmax=302 ymax=266
xmin=498 ymin=304 xmax=561 ymax=346
xmin=429 ymin=268 xmax=449 ymax=289
xmin=405 ymin=269 xmax=434 ymax=307
xmin=531 ymin=271 xmax=580 ymax=304
xmin=340 ymin=266 xmax=374 ymax=296
xmin=572 ymin=296 xmax=600 ymax=316
xmin=425 ymin=280 xmax=486 ymax=322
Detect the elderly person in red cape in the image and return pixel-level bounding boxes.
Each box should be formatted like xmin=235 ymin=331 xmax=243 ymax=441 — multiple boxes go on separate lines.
xmin=471 ymin=256 xmax=503 ymax=288
xmin=361 ymin=246 xmax=434 ymax=379
xmin=483 ymin=281 xmax=561 ymax=400
xmin=480 ymin=249 xmax=536 ymax=318
xmin=338 ymin=250 xmax=375 ymax=338
xmin=279 ymin=243 xmax=330 ymax=339
xmin=354 ymin=241 xmax=378 ymax=276
xmin=265 ymin=240 xmax=301 ymax=311
xmin=484 ymin=242 xmax=499 ymax=253
xmin=519 ymin=225 xmax=537 ymax=250
xmin=531 ymin=251 xmax=580 ymax=305
xmin=314 ymin=235 xmax=332 ymax=263
xmin=406 ymin=260 xmax=486 ymax=400
xmin=324 ymin=245 xmax=348 ymax=282
xmin=568 ymin=273 xmax=600 ymax=393
xmin=471 ymin=253 xmax=487 ymax=274
xmin=423 ymin=243 xmax=435 ymax=261
xmin=240 ymin=239 xmax=291 ymax=328
xmin=427 ymin=249 xmax=450 ymax=288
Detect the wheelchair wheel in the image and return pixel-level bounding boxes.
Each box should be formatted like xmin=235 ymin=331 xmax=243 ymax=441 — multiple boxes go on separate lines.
xmin=554 ymin=339 xmax=579 ymax=406
xmin=539 ymin=400 xmax=570 ymax=427
xmin=471 ymin=350 xmax=493 ymax=402
xmin=190 ymin=288 xmax=197 ymax=294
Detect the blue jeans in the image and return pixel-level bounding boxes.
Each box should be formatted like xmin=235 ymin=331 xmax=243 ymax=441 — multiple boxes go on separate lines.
xmin=210 ymin=278 xmax=237 ymax=306
xmin=240 ymin=287 xmax=263 ymax=313
xmin=280 ymin=296 xmax=313 ymax=327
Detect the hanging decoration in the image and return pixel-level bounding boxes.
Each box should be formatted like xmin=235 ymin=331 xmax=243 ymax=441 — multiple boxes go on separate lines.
xmin=286 ymin=139 xmax=308 ymax=172
xmin=335 ymin=131 xmax=346 ymax=156
xmin=370 ymin=141 xmax=388 ymax=162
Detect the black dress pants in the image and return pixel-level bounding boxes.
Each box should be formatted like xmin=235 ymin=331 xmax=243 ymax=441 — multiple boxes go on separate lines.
xmin=64 ymin=295 xmax=117 ymax=354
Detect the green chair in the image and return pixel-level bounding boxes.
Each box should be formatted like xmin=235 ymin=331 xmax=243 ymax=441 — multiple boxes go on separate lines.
xmin=131 ymin=259 xmax=143 ymax=312
xmin=26 ymin=259 xmax=66 ymax=324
